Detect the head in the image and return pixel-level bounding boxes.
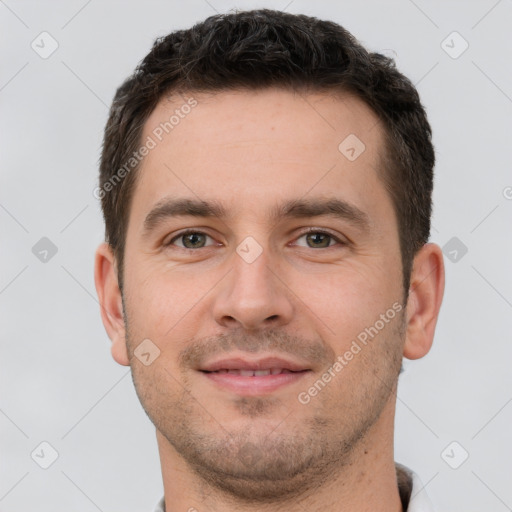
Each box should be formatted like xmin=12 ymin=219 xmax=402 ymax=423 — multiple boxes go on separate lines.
xmin=95 ymin=9 xmax=444 ymax=502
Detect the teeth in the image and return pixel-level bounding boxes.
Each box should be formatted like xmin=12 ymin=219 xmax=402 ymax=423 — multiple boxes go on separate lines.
xmin=213 ymin=368 xmax=289 ymax=376
xmin=254 ymin=369 xmax=271 ymax=376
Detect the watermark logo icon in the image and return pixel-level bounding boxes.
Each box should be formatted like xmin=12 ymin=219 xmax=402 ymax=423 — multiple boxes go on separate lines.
xmin=32 ymin=237 xmax=58 ymax=263
xmin=31 ymin=441 xmax=59 ymax=469
xmin=338 ymin=134 xmax=366 ymax=161
xmin=442 ymin=236 xmax=468 ymax=263
xmin=441 ymin=441 xmax=469 ymax=469
xmin=134 ymin=338 xmax=161 ymax=366
xmin=236 ymin=236 xmax=263 ymax=264
xmin=441 ymin=31 xmax=469 ymax=59
xmin=31 ymin=32 xmax=59 ymax=59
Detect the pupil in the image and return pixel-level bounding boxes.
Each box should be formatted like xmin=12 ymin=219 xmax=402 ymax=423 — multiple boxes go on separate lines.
xmin=308 ymin=233 xmax=329 ymax=248
xmin=185 ymin=233 xmax=204 ymax=248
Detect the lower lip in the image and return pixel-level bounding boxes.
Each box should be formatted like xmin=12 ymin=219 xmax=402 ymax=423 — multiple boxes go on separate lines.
xmin=201 ymin=370 xmax=310 ymax=395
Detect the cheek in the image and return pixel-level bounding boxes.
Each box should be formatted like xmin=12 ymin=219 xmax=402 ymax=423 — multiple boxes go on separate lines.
xmin=289 ymin=261 xmax=401 ymax=346
xmin=125 ymin=261 xmax=218 ymax=341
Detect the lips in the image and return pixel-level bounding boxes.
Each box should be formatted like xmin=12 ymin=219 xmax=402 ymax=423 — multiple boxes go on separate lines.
xmin=199 ymin=356 xmax=311 ymax=395
xmin=200 ymin=356 xmax=310 ymax=373
xmin=208 ymin=368 xmax=297 ymax=376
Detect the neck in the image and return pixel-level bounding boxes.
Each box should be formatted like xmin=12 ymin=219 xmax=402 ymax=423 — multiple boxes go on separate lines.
xmin=156 ymin=399 xmax=403 ymax=512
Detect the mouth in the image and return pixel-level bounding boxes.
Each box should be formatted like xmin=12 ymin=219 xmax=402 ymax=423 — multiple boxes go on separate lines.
xmin=198 ymin=356 xmax=312 ymax=395
xmin=203 ymin=368 xmax=302 ymax=376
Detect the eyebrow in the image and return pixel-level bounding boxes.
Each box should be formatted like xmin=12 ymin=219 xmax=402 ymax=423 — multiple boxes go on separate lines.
xmin=142 ymin=197 xmax=371 ymax=236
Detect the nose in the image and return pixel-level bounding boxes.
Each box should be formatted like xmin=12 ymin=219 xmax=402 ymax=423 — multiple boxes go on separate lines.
xmin=213 ymin=246 xmax=294 ymax=331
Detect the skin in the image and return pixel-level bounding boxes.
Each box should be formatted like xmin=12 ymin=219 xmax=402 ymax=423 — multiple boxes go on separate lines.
xmin=95 ymin=88 xmax=445 ymax=512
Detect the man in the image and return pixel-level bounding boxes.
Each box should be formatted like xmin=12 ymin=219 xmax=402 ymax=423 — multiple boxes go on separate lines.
xmin=94 ymin=9 xmax=444 ymax=512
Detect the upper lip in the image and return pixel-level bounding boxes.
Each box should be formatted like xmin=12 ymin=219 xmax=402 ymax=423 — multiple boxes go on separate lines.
xmin=199 ymin=356 xmax=311 ymax=372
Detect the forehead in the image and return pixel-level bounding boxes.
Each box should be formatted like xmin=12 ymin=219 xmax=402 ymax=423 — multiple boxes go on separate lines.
xmin=131 ymin=88 xmax=392 ymax=229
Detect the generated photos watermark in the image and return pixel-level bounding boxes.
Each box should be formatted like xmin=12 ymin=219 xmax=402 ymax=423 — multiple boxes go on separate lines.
xmin=297 ymin=301 xmax=403 ymax=405
xmin=93 ymin=96 xmax=198 ymax=200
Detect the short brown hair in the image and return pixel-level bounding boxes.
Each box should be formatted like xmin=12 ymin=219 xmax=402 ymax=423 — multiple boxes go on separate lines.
xmin=98 ymin=9 xmax=435 ymax=295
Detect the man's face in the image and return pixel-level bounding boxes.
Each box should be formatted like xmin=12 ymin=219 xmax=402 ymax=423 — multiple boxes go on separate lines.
xmin=121 ymin=89 xmax=406 ymax=498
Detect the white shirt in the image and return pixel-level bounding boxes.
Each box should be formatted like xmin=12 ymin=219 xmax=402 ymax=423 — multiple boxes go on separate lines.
xmin=153 ymin=463 xmax=435 ymax=511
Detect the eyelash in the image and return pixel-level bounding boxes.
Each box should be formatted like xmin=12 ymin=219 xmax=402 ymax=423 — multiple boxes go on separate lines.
xmin=165 ymin=228 xmax=346 ymax=249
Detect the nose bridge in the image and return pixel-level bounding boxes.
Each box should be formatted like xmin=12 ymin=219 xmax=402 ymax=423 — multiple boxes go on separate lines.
xmin=213 ymin=239 xmax=293 ymax=330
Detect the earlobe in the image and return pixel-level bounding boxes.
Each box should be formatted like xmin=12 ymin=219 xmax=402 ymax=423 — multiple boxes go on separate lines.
xmin=94 ymin=242 xmax=130 ymax=366
xmin=403 ymin=243 xmax=445 ymax=360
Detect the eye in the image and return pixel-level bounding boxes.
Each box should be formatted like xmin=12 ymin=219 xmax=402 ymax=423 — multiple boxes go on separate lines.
xmin=294 ymin=229 xmax=344 ymax=249
xmin=167 ymin=230 xmax=216 ymax=249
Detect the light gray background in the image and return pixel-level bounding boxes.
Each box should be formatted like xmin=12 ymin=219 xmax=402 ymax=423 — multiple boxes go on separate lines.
xmin=1 ymin=0 xmax=511 ymax=510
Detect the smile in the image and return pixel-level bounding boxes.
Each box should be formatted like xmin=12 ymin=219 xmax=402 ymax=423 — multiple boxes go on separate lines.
xmin=204 ymin=368 xmax=298 ymax=376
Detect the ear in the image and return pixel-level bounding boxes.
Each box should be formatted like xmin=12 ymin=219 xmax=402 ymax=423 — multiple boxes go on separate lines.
xmin=403 ymin=243 xmax=445 ymax=360
xmin=94 ymin=242 xmax=129 ymax=366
